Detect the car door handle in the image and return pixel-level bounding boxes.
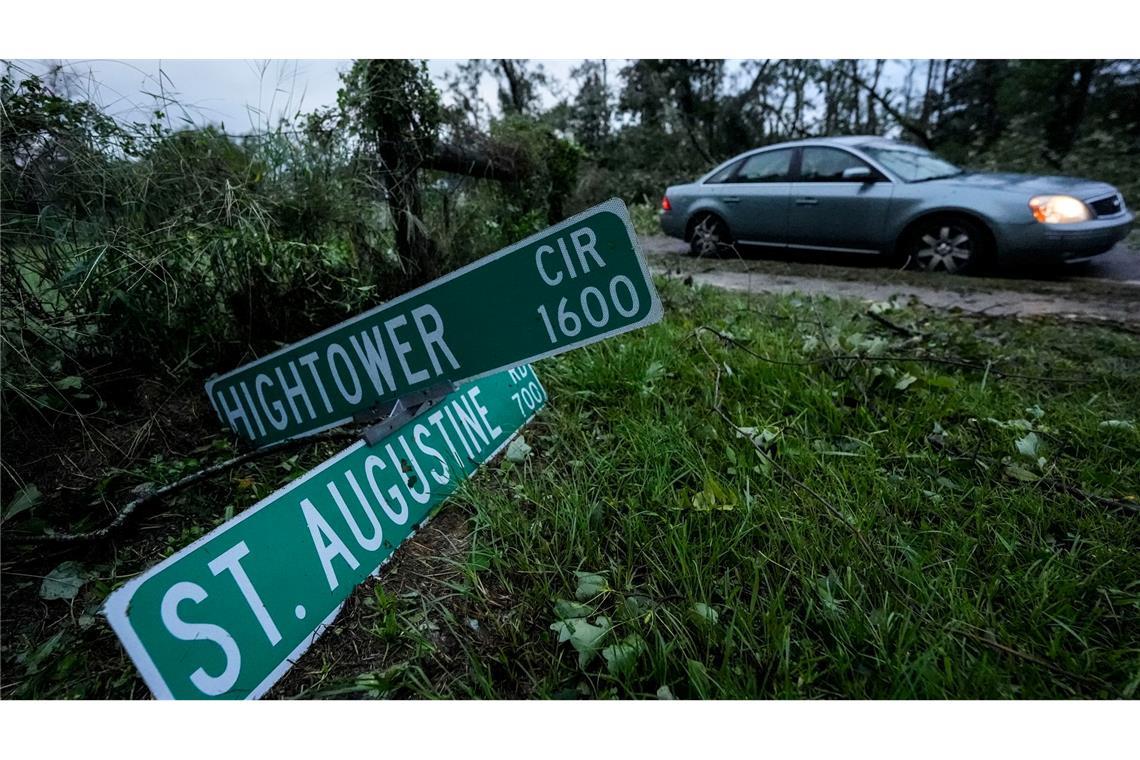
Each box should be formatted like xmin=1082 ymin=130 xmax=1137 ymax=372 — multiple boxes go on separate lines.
xmin=724 ymin=196 xmax=741 ymax=203
xmin=795 ymin=197 xmax=819 ymax=206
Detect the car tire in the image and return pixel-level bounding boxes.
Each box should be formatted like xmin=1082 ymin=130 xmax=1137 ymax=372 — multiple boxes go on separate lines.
xmin=903 ymin=216 xmax=989 ymax=274
xmin=689 ymin=214 xmax=731 ymax=258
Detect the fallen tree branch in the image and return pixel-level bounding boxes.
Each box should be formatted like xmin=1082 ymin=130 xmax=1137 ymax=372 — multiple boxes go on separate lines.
xmin=927 ymin=433 xmax=1137 ymax=515
xmin=8 ymin=430 xmax=360 ymax=545
xmin=949 ymin=625 xmax=1113 ymax=693
xmin=693 ymin=326 xmax=1093 ymax=384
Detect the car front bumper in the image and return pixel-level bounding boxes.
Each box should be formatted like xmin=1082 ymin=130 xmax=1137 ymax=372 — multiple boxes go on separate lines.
xmin=999 ymin=211 xmax=1134 ymax=263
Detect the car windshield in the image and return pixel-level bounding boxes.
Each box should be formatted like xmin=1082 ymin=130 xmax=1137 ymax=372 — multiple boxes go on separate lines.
xmin=859 ymin=143 xmax=963 ymax=182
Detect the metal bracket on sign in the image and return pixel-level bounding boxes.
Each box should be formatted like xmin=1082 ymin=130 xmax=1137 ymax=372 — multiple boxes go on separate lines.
xmin=361 ymin=381 xmax=457 ymax=446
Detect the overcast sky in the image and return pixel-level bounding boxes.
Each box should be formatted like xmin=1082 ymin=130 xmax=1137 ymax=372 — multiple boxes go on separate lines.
xmin=11 ymin=59 xmax=586 ymax=132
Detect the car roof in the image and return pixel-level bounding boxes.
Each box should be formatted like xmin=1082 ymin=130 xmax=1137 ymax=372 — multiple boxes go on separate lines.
xmin=753 ymin=135 xmax=890 ymax=150
xmin=695 ymin=136 xmax=913 ymax=183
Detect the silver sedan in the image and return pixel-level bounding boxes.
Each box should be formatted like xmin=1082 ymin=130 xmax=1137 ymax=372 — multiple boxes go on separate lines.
xmin=659 ymin=136 xmax=1134 ymax=273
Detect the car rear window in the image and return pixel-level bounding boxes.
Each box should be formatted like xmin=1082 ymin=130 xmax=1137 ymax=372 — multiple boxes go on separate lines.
xmin=732 ymin=150 xmax=793 ymax=183
xmin=704 ymin=160 xmax=741 ymax=184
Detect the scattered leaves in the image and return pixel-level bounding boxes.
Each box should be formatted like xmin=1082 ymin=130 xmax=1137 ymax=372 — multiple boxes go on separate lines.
xmin=691 ymin=478 xmax=737 ymax=511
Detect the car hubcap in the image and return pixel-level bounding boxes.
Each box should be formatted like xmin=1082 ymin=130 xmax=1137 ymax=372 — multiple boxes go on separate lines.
xmin=693 ymin=218 xmax=721 ymax=257
xmin=915 ymin=226 xmax=972 ymax=273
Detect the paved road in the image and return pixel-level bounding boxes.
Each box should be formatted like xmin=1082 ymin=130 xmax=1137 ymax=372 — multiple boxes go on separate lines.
xmin=1066 ymin=244 xmax=1140 ymax=284
xmin=641 ymin=236 xmax=1140 ymax=284
xmin=640 ymin=235 xmax=1140 ymax=323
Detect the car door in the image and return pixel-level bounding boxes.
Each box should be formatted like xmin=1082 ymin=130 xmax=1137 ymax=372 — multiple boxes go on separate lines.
xmin=723 ymin=148 xmax=795 ymax=244
xmin=786 ymin=147 xmax=895 ymax=252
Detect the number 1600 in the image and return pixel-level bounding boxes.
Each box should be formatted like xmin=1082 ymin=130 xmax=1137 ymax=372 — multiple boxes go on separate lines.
xmin=536 ymin=275 xmax=641 ymax=345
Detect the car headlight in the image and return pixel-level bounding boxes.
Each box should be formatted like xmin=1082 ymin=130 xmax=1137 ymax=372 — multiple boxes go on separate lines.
xmin=1029 ymin=195 xmax=1091 ymax=224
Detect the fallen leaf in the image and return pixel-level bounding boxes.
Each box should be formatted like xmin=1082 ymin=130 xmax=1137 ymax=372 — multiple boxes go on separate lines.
xmin=691 ymin=602 xmax=720 ymax=626
xmin=1005 ymin=463 xmax=1039 ymax=482
xmin=894 ymin=373 xmax=918 ymax=391
xmin=553 ymin=599 xmax=592 ymax=620
xmin=3 ymin=484 xmax=41 ymax=523
xmin=1015 ymin=432 xmax=1040 ymax=458
xmin=40 ymin=561 xmax=89 ymax=601
xmin=691 ymin=478 xmax=737 ymax=511
xmin=505 ymin=435 xmax=532 ymax=463
xmin=549 ymin=616 xmax=612 ymax=667
xmin=622 ymin=595 xmax=654 ymax=621
xmin=574 ymin=571 xmax=609 ymax=601
xmin=602 ymin=634 xmax=645 ymax=674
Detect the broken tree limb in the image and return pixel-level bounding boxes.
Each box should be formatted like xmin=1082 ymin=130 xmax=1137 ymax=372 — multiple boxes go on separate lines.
xmin=9 ymin=430 xmax=359 ymax=545
xmin=423 ymin=141 xmax=524 ymax=183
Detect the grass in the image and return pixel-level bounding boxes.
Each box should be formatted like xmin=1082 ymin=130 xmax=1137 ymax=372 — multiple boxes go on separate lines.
xmin=3 ymin=278 xmax=1139 ymax=699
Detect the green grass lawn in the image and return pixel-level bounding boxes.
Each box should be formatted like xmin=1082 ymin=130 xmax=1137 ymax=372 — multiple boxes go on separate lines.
xmin=4 ymin=279 xmax=1139 ymax=699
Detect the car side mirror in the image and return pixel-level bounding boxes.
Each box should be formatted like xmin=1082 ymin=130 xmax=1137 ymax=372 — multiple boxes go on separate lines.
xmin=842 ymin=166 xmax=874 ymax=181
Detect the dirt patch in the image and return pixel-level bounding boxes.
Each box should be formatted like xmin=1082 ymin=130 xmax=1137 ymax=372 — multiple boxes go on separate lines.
xmin=642 ymin=235 xmax=1140 ymax=324
xmin=267 ymin=506 xmax=486 ymax=699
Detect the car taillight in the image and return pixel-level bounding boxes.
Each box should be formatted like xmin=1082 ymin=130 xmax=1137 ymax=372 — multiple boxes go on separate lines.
xmin=661 ymin=196 xmax=672 ymax=212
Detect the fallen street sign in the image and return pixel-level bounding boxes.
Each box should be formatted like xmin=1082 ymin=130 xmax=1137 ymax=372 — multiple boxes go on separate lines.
xmin=206 ymin=197 xmax=661 ymax=446
xmin=105 ymin=365 xmax=546 ymax=700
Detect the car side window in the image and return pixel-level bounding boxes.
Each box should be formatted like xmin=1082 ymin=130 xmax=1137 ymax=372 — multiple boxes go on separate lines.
xmin=732 ymin=150 xmax=793 ymax=183
xmin=799 ymin=147 xmax=876 ymax=182
xmin=704 ymin=160 xmax=742 ymax=184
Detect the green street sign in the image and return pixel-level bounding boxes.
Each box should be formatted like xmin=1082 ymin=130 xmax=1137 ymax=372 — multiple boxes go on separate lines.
xmin=206 ymin=198 xmax=660 ymax=446
xmin=105 ymin=365 xmax=546 ymax=699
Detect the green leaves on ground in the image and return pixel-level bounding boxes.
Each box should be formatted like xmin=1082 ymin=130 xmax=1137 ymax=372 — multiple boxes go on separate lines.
xmin=553 ymin=599 xmax=593 ymax=620
xmin=574 ymin=571 xmax=610 ymax=601
xmin=1015 ymin=431 xmax=1040 ymax=458
xmin=550 ymin=616 xmax=612 ymax=668
xmin=3 ymin=484 xmax=40 ymax=523
xmin=602 ymin=635 xmax=646 ymax=675
xmin=39 ymin=562 xmax=90 ymax=601
xmin=505 ymin=435 xmax=533 ymax=463
xmin=690 ymin=602 xmax=720 ymax=627
xmin=691 ymin=478 xmax=737 ymax=511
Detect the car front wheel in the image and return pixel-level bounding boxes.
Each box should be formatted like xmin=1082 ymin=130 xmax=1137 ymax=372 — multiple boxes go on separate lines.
xmin=904 ymin=218 xmax=987 ymax=274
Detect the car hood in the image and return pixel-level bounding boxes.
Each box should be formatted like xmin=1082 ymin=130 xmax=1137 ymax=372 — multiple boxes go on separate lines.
xmin=928 ymin=171 xmax=1116 ymax=200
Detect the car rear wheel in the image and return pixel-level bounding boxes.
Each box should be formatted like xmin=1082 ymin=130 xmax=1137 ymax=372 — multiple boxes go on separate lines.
xmin=904 ymin=217 xmax=987 ymax=274
xmin=689 ymin=215 xmax=731 ymax=258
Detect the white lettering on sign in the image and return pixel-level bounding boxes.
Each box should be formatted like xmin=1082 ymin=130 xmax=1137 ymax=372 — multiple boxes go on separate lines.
xmin=301 ymin=498 xmax=361 ymax=592
xmin=509 ymin=366 xmax=549 ymax=416
xmin=109 ymin=366 xmax=547 ymax=700
xmin=208 ymin=542 xmax=282 ymax=647
xmin=211 ymin=301 xmax=460 ymax=444
xmin=160 ymin=582 xmax=242 ymax=697
xmin=531 ymin=224 xmax=646 ymax=346
xmin=535 ymin=225 xmax=606 ymax=287
xmin=536 ymin=274 xmax=641 ymax=346
xmin=297 ymin=383 xmax=506 ymax=587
